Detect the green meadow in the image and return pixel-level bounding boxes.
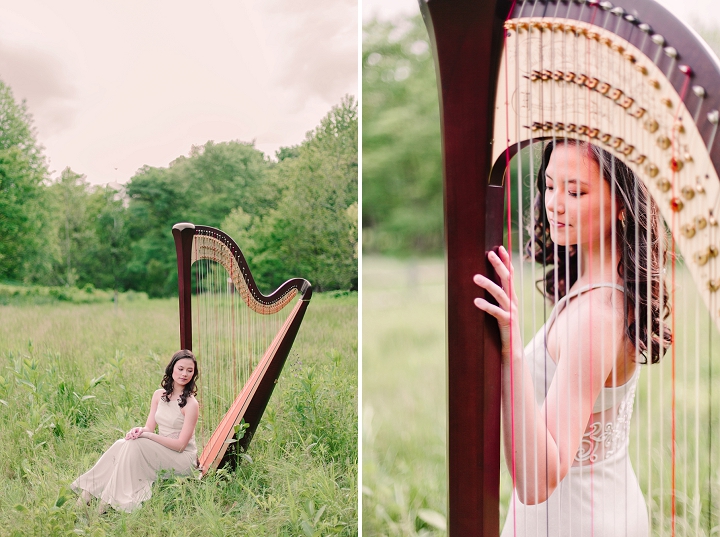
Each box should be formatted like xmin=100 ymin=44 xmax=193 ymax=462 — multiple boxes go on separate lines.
xmin=363 ymin=255 xmax=720 ymax=536
xmin=0 ymin=292 xmax=357 ymax=537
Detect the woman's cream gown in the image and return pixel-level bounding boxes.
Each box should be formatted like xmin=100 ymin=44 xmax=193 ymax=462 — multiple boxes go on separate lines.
xmin=72 ymin=397 xmax=198 ymax=512
xmin=501 ymin=283 xmax=648 ymax=537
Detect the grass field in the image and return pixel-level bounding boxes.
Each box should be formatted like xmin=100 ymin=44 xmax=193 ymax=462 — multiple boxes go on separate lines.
xmin=362 ymin=257 xmax=446 ymax=536
xmin=362 ymin=255 xmax=720 ymax=537
xmin=0 ymin=292 xmax=357 ymax=537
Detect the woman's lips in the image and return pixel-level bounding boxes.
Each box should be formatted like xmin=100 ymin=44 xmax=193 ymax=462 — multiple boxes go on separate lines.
xmin=549 ymin=219 xmax=566 ymax=228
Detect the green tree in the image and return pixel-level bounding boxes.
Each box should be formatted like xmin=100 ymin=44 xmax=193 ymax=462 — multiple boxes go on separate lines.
xmin=245 ymin=96 xmax=358 ymax=292
xmin=124 ymin=141 xmax=271 ymax=297
xmin=362 ymin=16 xmax=443 ymax=255
xmin=0 ymin=80 xmax=50 ymax=282
xmin=46 ymin=168 xmax=94 ymax=287
xmin=82 ymin=185 xmax=130 ymax=293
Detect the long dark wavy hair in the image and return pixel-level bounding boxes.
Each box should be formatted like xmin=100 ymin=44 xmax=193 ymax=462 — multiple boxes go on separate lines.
xmin=525 ymin=140 xmax=672 ymax=364
xmin=161 ymin=349 xmax=199 ymax=408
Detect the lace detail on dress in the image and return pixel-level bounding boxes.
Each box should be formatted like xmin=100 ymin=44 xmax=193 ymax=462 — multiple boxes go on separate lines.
xmin=574 ymin=378 xmax=638 ymax=464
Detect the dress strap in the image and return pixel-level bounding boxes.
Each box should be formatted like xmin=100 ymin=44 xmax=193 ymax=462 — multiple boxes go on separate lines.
xmin=546 ymin=282 xmax=625 ymax=332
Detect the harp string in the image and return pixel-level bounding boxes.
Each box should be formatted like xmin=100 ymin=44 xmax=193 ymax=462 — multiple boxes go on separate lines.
xmin=191 ymin=255 xmax=295 ymax=457
xmin=512 ymin=8 xmax=528 ymax=528
xmin=506 ymin=11 xmax=710 ymax=533
xmin=502 ymin=10 xmax=519 ymax=536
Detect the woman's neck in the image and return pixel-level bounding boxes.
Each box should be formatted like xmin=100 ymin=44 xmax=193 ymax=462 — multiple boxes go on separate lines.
xmin=575 ymin=242 xmax=621 ymax=287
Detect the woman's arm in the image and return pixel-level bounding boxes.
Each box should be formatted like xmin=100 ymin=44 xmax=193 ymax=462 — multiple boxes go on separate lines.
xmin=473 ymin=247 xmax=622 ymax=504
xmin=126 ymin=389 xmax=163 ymax=440
xmin=139 ymin=397 xmax=199 ymax=452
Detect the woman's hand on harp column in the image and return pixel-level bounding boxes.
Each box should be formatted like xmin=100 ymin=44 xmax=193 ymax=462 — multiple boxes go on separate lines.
xmin=472 ymin=245 xmax=522 ymax=357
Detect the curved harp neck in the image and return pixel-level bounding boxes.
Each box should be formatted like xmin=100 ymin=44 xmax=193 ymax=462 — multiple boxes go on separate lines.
xmin=172 ymin=222 xmax=312 ymax=350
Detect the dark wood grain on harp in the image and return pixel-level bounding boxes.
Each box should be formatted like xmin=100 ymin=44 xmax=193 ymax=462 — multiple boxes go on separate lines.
xmin=172 ymin=222 xmax=312 ymax=476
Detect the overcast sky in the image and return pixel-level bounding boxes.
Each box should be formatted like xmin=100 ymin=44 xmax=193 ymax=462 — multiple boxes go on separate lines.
xmin=0 ymin=0 xmax=357 ymax=185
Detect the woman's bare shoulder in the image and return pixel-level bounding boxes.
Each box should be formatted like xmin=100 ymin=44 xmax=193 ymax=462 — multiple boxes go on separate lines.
xmin=571 ymin=286 xmax=624 ymax=314
xmin=152 ymin=388 xmax=165 ymax=400
xmin=184 ymin=395 xmax=199 ymax=408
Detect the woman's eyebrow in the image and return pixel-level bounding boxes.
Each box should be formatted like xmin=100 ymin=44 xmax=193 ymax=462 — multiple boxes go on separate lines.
xmin=545 ymin=173 xmax=588 ymax=187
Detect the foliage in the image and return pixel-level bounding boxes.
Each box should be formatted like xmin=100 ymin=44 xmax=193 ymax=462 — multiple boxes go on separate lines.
xmin=0 ymin=79 xmax=51 ymax=282
xmin=0 ymin=293 xmax=357 ymax=536
xmin=0 ymin=282 xmax=147 ymax=305
xmin=363 ymin=16 xmax=443 ymax=255
xmin=124 ymin=141 xmax=271 ymax=297
xmin=241 ymin=96 xmax=359 ymax=292
xmin=0 ymin=91 xmax=357 ymax=297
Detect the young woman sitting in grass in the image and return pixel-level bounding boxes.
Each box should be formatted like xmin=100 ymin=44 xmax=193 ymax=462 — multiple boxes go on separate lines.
xmin=72 ymin=349 xmax=200 ymax=513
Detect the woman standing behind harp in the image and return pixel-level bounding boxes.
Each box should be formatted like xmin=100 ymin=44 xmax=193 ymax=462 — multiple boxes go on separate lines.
xmin=473 ymin=141 xmax=671 ymax=536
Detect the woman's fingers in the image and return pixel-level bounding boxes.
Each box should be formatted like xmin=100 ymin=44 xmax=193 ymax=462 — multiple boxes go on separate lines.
xmin=498 ymin=246 xmax=519 ymax=302
xmin=473 ymin=273 xmax=510 ymax=310
xmin=473 ymin=297 xmax=510 ymax=323
xmin=488 ymin=251 xmax=510 ymax=287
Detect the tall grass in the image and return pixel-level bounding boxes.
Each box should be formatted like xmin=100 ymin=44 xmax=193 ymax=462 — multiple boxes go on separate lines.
xmin=362 ymin=257 xmax=446 ymax=536
xmin=362 ymin=255 xmax=720 ymax=536
xmin=0 ymin=292 xmax=357 ymax=536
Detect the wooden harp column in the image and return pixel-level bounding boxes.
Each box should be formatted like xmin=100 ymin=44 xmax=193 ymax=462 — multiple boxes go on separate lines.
xmin=421 ymin=0 xmax=512 ymax=534
xmin=423 ymin=0 xmax=720 ymax=534
xmin=172 ymin=222 xmax=312 ymax=475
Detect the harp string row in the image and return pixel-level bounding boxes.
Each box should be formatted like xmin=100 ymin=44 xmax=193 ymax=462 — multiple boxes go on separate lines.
xmin=500 ymin=9 xmax=720 ymax=535
xmin=191 ymin=257 xmax=291 ymax=459
xmin=191 ymin=233 xmax=298 ymax=314
xmin=499 ymin=17 xmax=720 ymax=329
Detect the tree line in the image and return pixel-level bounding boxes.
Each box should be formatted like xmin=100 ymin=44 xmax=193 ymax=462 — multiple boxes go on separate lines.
xmin=0 ymin=81 xmax=357 ymax=297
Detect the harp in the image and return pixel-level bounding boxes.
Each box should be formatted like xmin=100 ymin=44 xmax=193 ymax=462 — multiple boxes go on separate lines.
xmin=172 ymin=222 xmax=312 ymax=475
xmin=422 ymin=0 xmax=720 ymax=534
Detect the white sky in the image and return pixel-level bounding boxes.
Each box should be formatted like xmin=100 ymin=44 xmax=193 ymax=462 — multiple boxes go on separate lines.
xmin=362 ymin=0 xmax=720 ymax=25
xmin=0 ymin=0 xmax=357 ymax=185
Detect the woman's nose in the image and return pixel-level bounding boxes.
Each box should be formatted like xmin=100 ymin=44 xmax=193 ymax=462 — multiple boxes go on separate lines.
xmin=546 ymin=192 xmax=564 ymax=214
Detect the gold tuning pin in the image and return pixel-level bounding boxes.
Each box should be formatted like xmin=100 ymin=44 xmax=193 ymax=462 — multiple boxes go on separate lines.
xmin=681 ymin=224 xmax=696 ymax=238
xmin=657 ymin=136 xmax=671 ymax=150
xmin=657 ymin=177 xmax=671 ymax=192
xmin=644 ymin=119 xmax=659 ymax=133
xmin=697 ymin=245 xmax=720 ymax=265
xmin=708 ymin=280 xmax=720 ymax=292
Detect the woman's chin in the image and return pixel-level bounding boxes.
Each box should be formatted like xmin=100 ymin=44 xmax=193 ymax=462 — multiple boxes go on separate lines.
xmin=549 ymin=232 xmax=565 ymax=246
xmin=549 ymin=229 xmax=576 ymax=246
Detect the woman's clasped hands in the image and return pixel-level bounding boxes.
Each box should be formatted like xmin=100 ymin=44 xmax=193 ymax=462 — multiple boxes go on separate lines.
xmin=125 ymin=427 xmax=145 ymax=440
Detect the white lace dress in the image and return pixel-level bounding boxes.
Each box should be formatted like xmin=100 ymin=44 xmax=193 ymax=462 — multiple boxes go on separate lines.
xmin=501 ymin=283 xmax=648 ymax=537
